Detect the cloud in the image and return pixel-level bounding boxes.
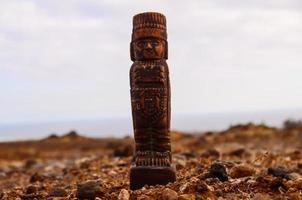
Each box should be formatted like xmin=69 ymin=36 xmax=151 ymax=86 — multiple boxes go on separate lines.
xmin=0 ymin=0 xmax=302 ymax=123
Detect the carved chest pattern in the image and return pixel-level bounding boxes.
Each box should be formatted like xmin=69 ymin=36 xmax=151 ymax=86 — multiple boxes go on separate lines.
xmin=132 ymin=64 xmax=166 ymax=86
xmin=131 ymin=87 xmax=167 ymax=124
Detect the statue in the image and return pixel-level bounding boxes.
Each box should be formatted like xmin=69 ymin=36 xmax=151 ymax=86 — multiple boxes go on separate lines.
xmin=129 ymin=12 xmax=176 ymax=190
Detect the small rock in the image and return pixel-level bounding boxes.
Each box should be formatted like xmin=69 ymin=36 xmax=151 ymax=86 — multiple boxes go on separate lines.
xmin=201 ymin=149 xmax=220 ymax=159
xmin=25 ymin=185 xmax=38 ymax=194
xmin=207 ymin=162 xmax=228 ymax=182
xmin=288 ymin=172 xmax=302 ymax=180
xmin=178 ymin=194 xmax=195 ymax=200
xmin=269 ymin=177 xmax=286 ymax=189
xmin=77 ymin=180 xmax=103 ymax=200
xmin=181 ymin=151 xmax=197 ymax=158
xmin=118 ymin=189 xmax=130 ymax=200
xmin=30 ymin=172 xmax=44 ymax=183
xmin=252 ymin=193 xmax=271 ymax=200
xmin=44 ymin=162 xmax=66 ymax=172
xmin=179 ymin=182 xmax=190 ymax=193
xmin=113 ymin=144 xmax=133 ymax=157
xmin=21 ymin=193 xmax=43 ymax=200
xmin=75 ymin=157 xmax=94 ymax=169
xmin=289 ymin=192 xmax=302 ymax=200
xmin=175 ymin=159 xmax=186 ymax=170
xmin=195 ymin=180 xmax=209 ymax=192
xmin=268 ymin=167 xmax=290 ymax=179
xmin=292 ymin=179 xmax=302 ymax=189
xmin=48 ymin=187 xmax=67 ymax=197
xmin=228 ymin=148 xmax=246 ymax=157
xmin=0 ymin=172 xmax=6 ymax=179
xmin=136 ymin=194 xmax=151 ymax=200
xmin=162 ymin=188 xmax=178 ymax=200
xmin=24 ymin=159 xmax=38 ymax=169
xmin=229 ymin=165 xmax=255 ymax=178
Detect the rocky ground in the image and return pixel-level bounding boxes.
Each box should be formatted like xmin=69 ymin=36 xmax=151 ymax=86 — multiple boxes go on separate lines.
xmin=0 ymin=122 xmax=302 ymax=200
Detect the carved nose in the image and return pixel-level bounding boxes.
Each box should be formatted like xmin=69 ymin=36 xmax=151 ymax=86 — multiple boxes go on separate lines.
xmin=146 ymin=42 xmax=152 ymax=49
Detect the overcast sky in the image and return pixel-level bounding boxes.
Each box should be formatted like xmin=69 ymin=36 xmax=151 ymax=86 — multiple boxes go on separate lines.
xmin=1 ymin=0 xmax=302 ymax=124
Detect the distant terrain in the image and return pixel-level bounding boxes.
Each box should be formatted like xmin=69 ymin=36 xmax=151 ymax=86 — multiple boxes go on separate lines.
xmin=0 ymin=121 xmax=302 ymax=199
xmin=1 ymin=108 xmax=302 ymax=141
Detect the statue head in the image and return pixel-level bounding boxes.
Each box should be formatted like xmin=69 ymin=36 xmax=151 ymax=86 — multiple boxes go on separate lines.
xmin=131 ymin=12 xmax=168 ymax=61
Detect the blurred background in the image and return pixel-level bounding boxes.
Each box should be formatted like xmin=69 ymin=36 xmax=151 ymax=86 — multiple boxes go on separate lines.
xmin=1 ymin=0 xmax=302 ymax=141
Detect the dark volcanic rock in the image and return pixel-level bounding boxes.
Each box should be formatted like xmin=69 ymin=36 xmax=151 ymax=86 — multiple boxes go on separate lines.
xmin=76 ymin=180 xmax=103 ymax=200
xmin=181 ymin=151 xmax=197 ymax=158
xmin=24 ymin=159 xmax=38 ymax=169
xmin=20 ymin=193 xmax=43 ymax=200
xmin=201 ymin=149 xmax=220 ymax=159
xmin=162 ymin=188 xmax=178 ymax=200
xmin=268 ymin=167 xmax=290 ymax=179
xmin=195 ymin=180 xmax=209 ymax=192
xmin=228 ymin=148 xmax=246 ymax=157
xmin=230 ymin=165 xmax=255 ymax=178
xmin=113 ymin=144 xmax=133 ymax=157
xmin=30 ymin=172 xmax=44 ymax=183
xmin=25 ymin=185 xmax=38 ymax=194
xmin=48 ymin=187 xmax=67 ymax=197
xmin=207 ymin=162 xmax=228 ymax=182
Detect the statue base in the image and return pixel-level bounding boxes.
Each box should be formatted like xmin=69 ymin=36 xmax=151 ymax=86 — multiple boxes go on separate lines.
xmin=130 ymin=166 xmax=176 ymax=190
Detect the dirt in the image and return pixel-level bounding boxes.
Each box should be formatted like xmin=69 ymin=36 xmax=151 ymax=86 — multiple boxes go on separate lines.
xmin=0 ymin=123 xmax=302 ymax=199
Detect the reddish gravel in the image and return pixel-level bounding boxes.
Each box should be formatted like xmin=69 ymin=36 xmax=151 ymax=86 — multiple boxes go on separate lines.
xmin=0 ymin=123 xmax=302 ymax=199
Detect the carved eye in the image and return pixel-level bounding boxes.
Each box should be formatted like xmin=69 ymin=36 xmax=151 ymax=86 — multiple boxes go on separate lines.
xmin=152 ymin=41 xmax=159 ymax=47
xmin=137 ymin=41 xmax=145 ymax=48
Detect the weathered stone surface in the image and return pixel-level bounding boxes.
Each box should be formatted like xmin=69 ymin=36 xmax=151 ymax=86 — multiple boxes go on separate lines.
xmin=268 ymin=167 xmax=290 ymax=179
xmin=76 ymin=180 xmax=103 ymax=200
xmin=48 ymin=187 xmax=67 ymax=197
xmin=229 ymin=165 xmax=255 ymax=178
xmin=162 ymin=188 xmax=178 ymax=200
xmin=207 ymin=163 xmax=228 ymax=182
xmin=118 ymin=189 xmax=130 ymax=200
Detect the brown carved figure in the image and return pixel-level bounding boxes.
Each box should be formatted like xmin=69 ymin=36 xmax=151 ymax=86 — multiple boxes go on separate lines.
xmin=129 ymin=12 xmax=176 ymax=190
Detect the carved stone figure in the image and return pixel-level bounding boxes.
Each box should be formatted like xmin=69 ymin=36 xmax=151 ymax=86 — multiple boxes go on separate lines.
xmin=129 ymin=12 xmax=176 ymax=190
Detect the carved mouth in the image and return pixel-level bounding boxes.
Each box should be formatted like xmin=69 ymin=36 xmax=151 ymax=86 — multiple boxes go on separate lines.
xmin=143 ymin=50 xmax=155 ymax=57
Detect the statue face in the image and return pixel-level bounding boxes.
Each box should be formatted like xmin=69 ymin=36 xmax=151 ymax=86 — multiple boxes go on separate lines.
xmin=133 ymin=38 xmax=165 ymax=60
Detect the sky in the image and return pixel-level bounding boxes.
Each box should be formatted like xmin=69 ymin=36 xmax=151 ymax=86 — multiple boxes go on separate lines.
xmin=1 ymin=0 xmax=302 ymax=125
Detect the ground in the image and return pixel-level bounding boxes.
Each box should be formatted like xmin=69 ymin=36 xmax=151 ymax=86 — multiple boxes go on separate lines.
xmin=0 ymin=123 xmax=302 ymax=199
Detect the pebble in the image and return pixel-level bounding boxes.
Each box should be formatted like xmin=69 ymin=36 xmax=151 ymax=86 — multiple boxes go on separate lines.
xmin=229 ymin=165 xmax=255 ymax=178
xmin=24 ymin=159 xmax=38 ymax=169
xmin=178 ymin=194 xmax=196 ymax=200
xmin=289 ymin=192 xmax=302 ymax=200
xmin=0 ymin=172 xmax=6 ymax=179
xmin=252 ymin=193 xmax=271 ymax=200
xmin=76 ymin=180 xmax=102 ymax=200
xmin=181 ymin=151 xmax=197 ymax=158
xmin=162 ymin=188 xmax=178 ymax=200
xmin=175 ymin=159 xmax=186 ymax=170
xmin=201 ymin=149 xmax=220 ymax=159
xmin=228 ymin=148 xmax=246 ymax=157
xmin=267 ymin=167 xmax=290 ymax=179
xmin=113 ymin=144 xmax=133 ymax=157
xmin=179 ymin=182 xmax=190 ymax=193
xmin=118 ymin=189 xmax=130 ymax=200
xmin=195 ymin=180 xmax=209 ymax=192
xmin=48 ymin=187 xmax=67 ymax=197
xmin=30 ymin=172 xmax=45 ymax=183
xmin=288 ymin=172 xmax=302 ymax=180
xmin=44 ymin=162 xmax=66 ymax=172
xmin=207 ymin=162 xmax=228 ymax=182
xmin=25 ymin=185 xmax=38 ymax=194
